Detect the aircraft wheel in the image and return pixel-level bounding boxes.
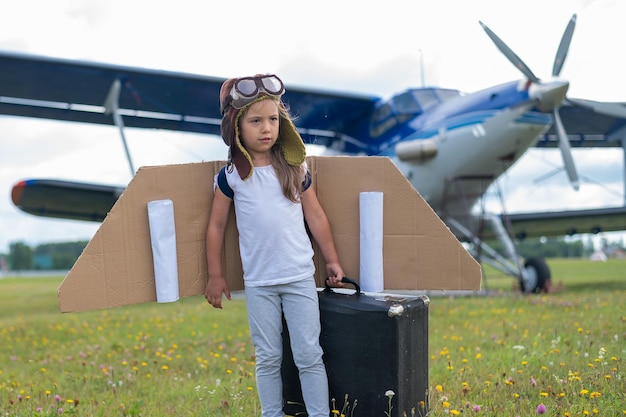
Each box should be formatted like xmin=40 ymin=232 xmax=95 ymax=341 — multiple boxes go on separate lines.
xmin=520 ymin=257 xmax=551 ymax=293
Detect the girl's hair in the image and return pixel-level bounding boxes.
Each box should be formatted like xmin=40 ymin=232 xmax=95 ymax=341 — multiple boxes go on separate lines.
xmin=242 ymin=99 xmax=306 ymax=203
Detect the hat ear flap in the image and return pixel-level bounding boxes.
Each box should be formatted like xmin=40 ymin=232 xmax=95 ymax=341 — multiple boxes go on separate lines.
xmin=279 ymin=114 xmax=306 ymax=167
xmin=221 ymin=108 xmax=236 ymax=146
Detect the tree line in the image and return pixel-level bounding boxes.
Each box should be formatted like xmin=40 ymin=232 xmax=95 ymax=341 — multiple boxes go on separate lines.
xmin=1 ymin=241 xmax=89 ymax=271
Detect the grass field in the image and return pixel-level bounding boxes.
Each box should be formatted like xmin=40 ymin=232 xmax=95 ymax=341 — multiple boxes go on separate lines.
xmin=1 ymin=258 xmax=624 ymax=416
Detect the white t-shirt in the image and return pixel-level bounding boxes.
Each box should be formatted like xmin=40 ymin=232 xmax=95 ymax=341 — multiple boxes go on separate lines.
xmin=216 ymin=164 xmax=315 ymax=287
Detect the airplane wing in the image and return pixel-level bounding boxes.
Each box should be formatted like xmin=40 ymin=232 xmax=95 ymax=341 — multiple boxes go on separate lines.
xmin=536 ymin=98 xmax=626 ymax=148
xmin=3 ymin=50 xmax=625 ymax=149
xmin=0 ymin=50 xmax=377 ymax=145
xmin=500 ymin=206 xmax=626 ymax=240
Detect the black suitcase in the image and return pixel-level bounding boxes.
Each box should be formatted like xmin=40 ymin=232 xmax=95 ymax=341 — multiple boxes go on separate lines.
xmin=282 ymin=278 xmax=429 ymax=417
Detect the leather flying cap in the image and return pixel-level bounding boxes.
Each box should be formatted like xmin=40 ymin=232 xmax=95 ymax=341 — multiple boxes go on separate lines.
xmin=219 ymin=75 xmax=306 ymax=180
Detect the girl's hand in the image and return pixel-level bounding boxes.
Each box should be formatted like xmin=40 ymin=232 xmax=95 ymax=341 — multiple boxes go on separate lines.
xmin=325 ymin=262 xmax=345 ymax=287
xmin=204 ymin=277 xmax=231 ymax=309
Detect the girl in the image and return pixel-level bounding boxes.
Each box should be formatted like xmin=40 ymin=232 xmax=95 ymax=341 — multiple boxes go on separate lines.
xmin=204 ymin=74 xmax=344 ymax=417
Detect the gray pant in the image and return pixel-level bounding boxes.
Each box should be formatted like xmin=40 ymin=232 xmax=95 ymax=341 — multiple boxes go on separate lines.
xmin=245 ymin=278 xmax=329 ymax=417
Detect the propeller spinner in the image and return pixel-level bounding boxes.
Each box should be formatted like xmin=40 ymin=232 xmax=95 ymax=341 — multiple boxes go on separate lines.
xmin=480 ymin=14 xmax=580 ymax=191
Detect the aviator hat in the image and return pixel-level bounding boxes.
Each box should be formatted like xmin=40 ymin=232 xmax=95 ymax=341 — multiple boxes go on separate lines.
xmin=219 ymin=75 xmax=306 ymax=180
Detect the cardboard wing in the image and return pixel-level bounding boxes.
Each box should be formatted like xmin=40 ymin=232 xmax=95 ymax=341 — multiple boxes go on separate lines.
xmin=58 ymin=156 xmax=481 ymax=312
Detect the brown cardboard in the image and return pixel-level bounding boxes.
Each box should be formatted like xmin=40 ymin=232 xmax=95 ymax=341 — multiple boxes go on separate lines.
xmin=58 ymin=156 xmax=481 ymax=312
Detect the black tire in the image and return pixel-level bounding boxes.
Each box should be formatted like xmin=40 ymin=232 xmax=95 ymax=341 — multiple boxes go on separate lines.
xmin=520 ymin=257 xmax=551 ymax=293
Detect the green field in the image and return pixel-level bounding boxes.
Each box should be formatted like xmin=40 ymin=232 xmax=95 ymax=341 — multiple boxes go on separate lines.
xmin=1 ymin=258 xmax=624 ymax=416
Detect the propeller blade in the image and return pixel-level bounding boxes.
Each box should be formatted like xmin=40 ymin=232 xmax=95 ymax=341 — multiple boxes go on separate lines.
xmin=553 ymin=109 xmax=579 ymax=191
xmin=552 ymin=14 xmax=577 ymax=77
xmin=479 ymin=21 xmax=540 ymax=82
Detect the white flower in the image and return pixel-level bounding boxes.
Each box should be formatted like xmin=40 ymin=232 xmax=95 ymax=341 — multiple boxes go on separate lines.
xmin=385 ymin=390 xmax=395 ymax=398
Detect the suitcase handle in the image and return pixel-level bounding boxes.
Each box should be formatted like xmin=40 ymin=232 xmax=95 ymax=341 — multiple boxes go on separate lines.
xmin=324 ymin=277 xmax=361 ymax=295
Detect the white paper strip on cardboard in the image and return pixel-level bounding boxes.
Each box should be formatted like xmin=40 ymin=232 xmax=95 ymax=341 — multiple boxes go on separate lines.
xmin=147 ymin=199 xmax=180 ymax=303
xmin=359 ymin=192 xmax=384 ymax=292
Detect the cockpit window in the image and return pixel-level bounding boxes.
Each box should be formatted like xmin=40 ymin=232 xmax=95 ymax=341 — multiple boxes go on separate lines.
xmin=372 ymin=102 xmax=393 ymax=122
xmin=392 ymin=91 xmax=422 ymax=115
xmin=370 ymin=88 xmax=461 ymax=137
xmin=410 ymin=89 xmax=439 ymax=111
xmin=435 ymin=89 xmax=462 ymax=102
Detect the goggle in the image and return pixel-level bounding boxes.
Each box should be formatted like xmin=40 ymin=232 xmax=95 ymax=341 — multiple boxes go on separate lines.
xmin=222 ymin=74 xmax=285 ymax=114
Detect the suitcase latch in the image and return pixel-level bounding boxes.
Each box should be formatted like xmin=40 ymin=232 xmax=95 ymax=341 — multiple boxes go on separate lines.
xmin=387 ymin=304 xmax=405 ymax=317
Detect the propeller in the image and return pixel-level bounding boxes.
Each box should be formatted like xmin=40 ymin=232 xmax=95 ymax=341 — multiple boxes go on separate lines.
xmin=479 ymin=14 xmax=580 ymax=191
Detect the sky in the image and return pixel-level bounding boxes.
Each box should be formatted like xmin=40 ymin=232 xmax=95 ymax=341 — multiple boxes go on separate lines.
xmin=1 ymin=0 xmax=625 ymax=253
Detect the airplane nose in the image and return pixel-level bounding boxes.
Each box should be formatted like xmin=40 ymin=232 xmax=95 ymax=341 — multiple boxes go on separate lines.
xmin=528 ymin=79 xmax=569 ymax=111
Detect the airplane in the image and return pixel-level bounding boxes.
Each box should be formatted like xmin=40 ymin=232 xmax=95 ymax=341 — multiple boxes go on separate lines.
xmin=3 ymin=14 xmax=626 ymax=293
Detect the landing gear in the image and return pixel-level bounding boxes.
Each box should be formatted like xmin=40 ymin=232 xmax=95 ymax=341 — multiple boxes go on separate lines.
xmin=446 ymin=215 xmax=554 ymax=294
xmin=520 ymin=257 xmax=551 ymax=293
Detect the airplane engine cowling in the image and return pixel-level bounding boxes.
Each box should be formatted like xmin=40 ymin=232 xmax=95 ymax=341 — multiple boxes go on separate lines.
xmin=395 ymin=138 xmax=438 ymax=161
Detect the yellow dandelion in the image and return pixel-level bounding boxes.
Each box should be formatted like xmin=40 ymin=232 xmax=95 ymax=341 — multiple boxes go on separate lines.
xmin=436 ymin=384 xmax=443 ymax=393
xmin=451 ymin=410 xmax=460 ymax=416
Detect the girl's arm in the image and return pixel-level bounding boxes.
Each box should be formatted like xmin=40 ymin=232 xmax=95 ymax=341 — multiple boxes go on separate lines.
xmin=204 ymin=189 xmax=233 ymax=308
xmin=301 ymin=187 xmax=345 ymax=286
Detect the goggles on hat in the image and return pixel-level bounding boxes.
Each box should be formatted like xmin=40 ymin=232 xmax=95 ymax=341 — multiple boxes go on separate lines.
xmin=222 ymin=74 xmax=285 ymax=114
